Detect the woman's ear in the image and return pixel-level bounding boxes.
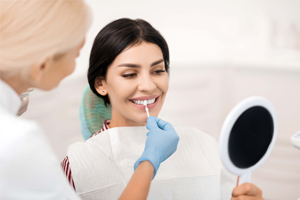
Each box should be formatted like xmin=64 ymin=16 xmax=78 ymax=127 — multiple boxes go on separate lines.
xmin=94 ymin=77 xmax=108 ymax=96
xmin=31 ymin=57 xmax=52 ymax=83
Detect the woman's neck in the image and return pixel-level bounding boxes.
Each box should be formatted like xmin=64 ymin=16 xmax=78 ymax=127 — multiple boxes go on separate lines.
xmin=1 ymin=75 xmax=30 ymax=95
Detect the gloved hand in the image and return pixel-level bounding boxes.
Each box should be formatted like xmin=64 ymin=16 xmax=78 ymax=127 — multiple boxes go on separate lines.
xmin=134 ymin=116 xmax=179 ymax=179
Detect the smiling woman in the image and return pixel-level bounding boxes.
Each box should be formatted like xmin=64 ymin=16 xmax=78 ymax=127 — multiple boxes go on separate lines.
xmin=86 ymin=18 xmax=170 ymax=128
xmin=95 ymin=41 xmax=168 ymax=127
xmin=62 ymin=18 xmax=239 ymax=200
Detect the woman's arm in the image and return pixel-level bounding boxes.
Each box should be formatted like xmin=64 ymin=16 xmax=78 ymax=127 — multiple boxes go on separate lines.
xmin=118 ymin=161 xmax=154 ymax=200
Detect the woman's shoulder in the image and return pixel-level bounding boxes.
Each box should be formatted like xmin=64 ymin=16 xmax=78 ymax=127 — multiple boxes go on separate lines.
xmin=0 ymin=114 xmax=69 ymax=195
xmin=0 ymin=114 xmax=57 ymax=163
xmin=67 ymin=128 xmax=113 ymax=161
xmin=68 ymin=126 xmax=148 ymax=155
xmin=173 ymin=126 xmax=220 ymax=167
xmin=66 ymin=129 xmax=127 ymax=194
xmin=156 ymin=126 xmax=222 ymax=178
xmin=0 ymin=112 xmax=44 ymax=145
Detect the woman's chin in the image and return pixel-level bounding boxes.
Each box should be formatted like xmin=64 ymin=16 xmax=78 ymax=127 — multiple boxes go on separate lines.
xmin=134 ymin=116 xmax=148 ymax=126
xmin=138 ymin=118 xmax=148 ymax=126
xmin=120 ymin=110 xmax=161 ymax=126
xmin=131 ymin=112 xmax=149 ymax=125
xmin=124 ymin=115 xmax=147 ymax=126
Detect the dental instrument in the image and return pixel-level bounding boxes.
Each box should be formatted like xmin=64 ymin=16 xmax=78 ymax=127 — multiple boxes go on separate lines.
xmin=143 ymin=100 xmax=150 ymax=117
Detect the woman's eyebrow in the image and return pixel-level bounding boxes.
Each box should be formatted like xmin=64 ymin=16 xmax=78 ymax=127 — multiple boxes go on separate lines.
xmin=151 ymin=59 xmax=164 ymax=67
xmin=118 ymin=63 xmax=140 ymax=68
xmin=117 ymin=59 xmax=164 ymax=68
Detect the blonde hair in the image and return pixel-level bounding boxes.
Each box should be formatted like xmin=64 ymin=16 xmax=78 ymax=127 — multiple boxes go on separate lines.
xmin=0 ymin=0 xmax=92 ymax=77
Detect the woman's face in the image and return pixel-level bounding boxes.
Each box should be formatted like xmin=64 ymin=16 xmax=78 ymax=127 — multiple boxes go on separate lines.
xmin=99 ymin=42 xmax=169 ymax=127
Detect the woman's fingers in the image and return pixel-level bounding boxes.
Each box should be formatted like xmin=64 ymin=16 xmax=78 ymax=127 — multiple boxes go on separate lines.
xmin=146 ymin=116 xmax=175 ymax=132
xmin=232 ymin=183 xmax=263 ymax=197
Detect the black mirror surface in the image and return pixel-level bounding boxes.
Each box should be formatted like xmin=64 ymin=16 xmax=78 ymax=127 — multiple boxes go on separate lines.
xmin=228 ymin=106 xmax=274 ymax=168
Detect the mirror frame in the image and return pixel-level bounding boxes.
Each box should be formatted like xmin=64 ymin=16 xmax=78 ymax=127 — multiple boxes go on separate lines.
xmin=219 ymin=96 xmax=278 ymax=176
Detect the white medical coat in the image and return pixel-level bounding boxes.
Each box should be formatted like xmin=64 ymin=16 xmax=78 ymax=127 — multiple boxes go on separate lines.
xmin=68 ymin=126 xmax=236 ymax=200
xmin=0 ymin=79 xmax=80 ymax=200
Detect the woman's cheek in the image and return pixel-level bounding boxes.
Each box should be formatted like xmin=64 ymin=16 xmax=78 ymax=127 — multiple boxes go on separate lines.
xmin=161 ymin=77 xmax=169 ymax=93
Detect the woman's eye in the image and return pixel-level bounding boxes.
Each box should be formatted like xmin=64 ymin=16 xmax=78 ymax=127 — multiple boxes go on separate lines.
xmin=153 ymin=70 xmax=166 ymax=75
xmin=122 ymin=73 xmax=137 ymax=78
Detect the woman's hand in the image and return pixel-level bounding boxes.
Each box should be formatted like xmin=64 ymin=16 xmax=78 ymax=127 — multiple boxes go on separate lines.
xmin=134 ymin=116 xmax=179 ymax=178
xmin=231 ymin=183 xmax=264 ymax=200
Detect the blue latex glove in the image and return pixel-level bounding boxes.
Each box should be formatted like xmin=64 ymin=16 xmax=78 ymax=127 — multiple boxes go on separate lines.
xmin=134 ymin=116 xmax=179 ymax=179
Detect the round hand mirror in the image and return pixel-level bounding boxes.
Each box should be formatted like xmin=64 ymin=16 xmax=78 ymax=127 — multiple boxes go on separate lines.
xmin=219 ymin=96 xmax=278 ymax=185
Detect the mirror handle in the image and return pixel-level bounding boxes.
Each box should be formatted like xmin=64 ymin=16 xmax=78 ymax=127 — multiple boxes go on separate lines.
xmin=238 ymin=172 xmax=251 ymax=185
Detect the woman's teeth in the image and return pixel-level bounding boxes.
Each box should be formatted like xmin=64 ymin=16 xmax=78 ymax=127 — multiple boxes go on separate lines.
xmin=132 ymin=98 xmax=155 ymax=105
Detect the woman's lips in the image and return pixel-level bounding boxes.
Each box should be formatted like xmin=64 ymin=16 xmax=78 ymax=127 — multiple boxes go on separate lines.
xmin=129 ymin=96 xmax=159 ymax=110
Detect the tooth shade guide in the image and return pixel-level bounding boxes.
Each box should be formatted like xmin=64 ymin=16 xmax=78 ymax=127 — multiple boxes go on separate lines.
xmin=143 ymin=100 xmax=150 ymax=117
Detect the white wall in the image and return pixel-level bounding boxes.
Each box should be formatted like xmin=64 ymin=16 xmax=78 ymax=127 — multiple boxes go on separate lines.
xmin=64 ymin=0 xmax=300 ymax=83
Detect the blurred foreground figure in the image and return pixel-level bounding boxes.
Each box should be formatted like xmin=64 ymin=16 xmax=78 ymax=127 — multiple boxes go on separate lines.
xmin=0 ymin=1 xmax=91 ymax=199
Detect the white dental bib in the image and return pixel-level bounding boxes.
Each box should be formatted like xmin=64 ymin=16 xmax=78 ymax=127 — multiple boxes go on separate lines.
xmin=67 ymin=126 xmax=236 ymax=200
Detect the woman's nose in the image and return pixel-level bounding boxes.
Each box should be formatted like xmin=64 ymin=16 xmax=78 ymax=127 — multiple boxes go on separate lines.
xmin=137 ymin=74 xmax=156 ymax=93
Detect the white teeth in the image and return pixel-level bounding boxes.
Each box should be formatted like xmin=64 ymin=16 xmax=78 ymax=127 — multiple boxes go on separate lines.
xmin=147 ymin=99 xmax=155 ymax=104
xmin=132 ymin=98 xmax=156 ymax=105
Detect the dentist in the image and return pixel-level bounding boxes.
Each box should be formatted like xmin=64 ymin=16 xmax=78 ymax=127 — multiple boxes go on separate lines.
xmin=0 ymin=1 xmax=179 ymax=199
